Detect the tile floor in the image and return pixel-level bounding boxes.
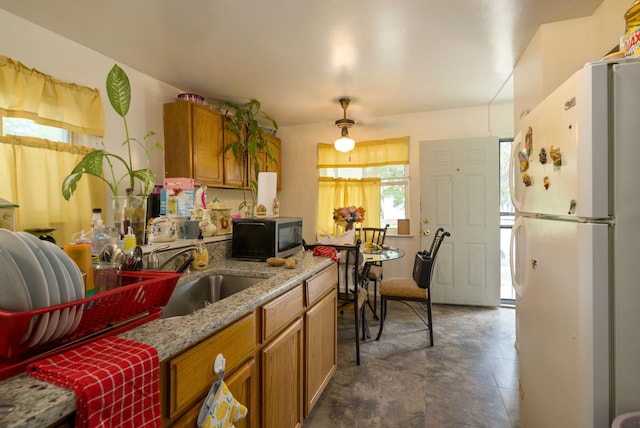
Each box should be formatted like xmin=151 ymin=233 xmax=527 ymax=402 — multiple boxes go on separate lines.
xmin=305 ymin=301 xmax=520 ymax=428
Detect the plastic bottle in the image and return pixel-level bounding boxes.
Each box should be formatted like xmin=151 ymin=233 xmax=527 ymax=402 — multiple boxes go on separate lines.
xmin=191 ymin=232 xmax=209 ymax=271
xmin=625 ymin=0 xmax=640 ymax=57
xmin=90 ymin=219 xmax=106 ymax=257
xmin=123 ymin=227 xmax=137 ymax=251
xmin=64 ymin=242 xmax=95 ymax=296
xmin=90 ymin=208 xmax=103 ymax=230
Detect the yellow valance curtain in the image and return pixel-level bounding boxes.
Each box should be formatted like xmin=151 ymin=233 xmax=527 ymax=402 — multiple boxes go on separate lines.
xmin=0 ymin=55 xmax=105 ymax=136
xmin=0 ymin=136 xmax=106 ymax=244
xmin=317 ymin=136 xmax=409 ymax=168
xmin=316 ymin=177 xmax=380 ymax=236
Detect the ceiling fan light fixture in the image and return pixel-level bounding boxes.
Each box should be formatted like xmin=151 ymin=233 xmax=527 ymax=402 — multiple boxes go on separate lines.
xmin=334 ymin=97 xmax=356 ymax=152
xmin=334 ymin=135 xmax=355 ymax=152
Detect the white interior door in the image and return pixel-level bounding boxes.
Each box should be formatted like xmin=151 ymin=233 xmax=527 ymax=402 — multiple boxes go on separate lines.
xmin=420 ymin=137 xmax=500 ymax=306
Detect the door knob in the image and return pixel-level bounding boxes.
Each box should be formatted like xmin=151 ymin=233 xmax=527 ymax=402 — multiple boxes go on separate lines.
xmin=423 ymin=229 xmax=430 ymax=236
xmin=422 ymin=218 xmax=429 ymax=224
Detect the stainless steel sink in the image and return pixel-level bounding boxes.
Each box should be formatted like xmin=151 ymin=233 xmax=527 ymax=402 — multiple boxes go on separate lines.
xmin=161 ymin=274 xmax=263 ymax=318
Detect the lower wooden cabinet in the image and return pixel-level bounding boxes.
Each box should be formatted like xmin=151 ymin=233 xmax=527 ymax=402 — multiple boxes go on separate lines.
xmin=261 ymin=317 xmax=304 ymax=428
xmin=304 ymin=288 xmax=337 ymax=416
xmin=159 ymin=265 xmax=338 ymax=428
xmin=163 ymin=313 xmax=256 ymax=426
xmin=170 ymin=358 xmax=257 ymax=428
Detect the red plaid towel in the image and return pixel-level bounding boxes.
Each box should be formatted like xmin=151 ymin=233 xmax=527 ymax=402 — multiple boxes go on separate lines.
xmin=27 ymin=336 xmax=161 ymax=428
xmin=313 ymin=245 xmax=339 ymax=262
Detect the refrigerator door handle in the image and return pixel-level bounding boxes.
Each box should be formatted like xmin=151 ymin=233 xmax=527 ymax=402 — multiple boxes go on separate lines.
xmin=510 ymin=216 xmax=523 ymax=297
xmin=509 ymin=131 xmax=523 ymax=213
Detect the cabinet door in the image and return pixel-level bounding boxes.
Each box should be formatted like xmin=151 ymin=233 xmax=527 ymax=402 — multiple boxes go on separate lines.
xmin=163 ymin=101 xmax=194 ymax=179
xmin=248 ymin=135 xmax=281 ymax=191
xmin=222 ymin=117 xmax=246 ymax=187
xmin=304 ymin=288 xmax=337 ymax=416
xmin=262 ymin=135 xmax=281 ymax=191
xmin=169 ymin=314 xmax=255 ymax=419
xmin=261 ymin=317 xmax=303 ymax=428
xmin=192 ymin=104 xmax=224 ymax=185
xmin=170 ymin=359 xmax=257 ymax=428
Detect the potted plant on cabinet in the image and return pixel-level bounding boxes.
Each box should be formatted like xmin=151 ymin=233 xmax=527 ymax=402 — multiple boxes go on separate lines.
xmin=61 ymin=64 xmax=161 ymax=243
xmin=223 ymin=99 xmax=278 ymax=216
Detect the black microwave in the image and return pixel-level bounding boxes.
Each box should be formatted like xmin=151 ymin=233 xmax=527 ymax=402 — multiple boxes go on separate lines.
xmin=232 ymin=217 xmax=303 ymax=261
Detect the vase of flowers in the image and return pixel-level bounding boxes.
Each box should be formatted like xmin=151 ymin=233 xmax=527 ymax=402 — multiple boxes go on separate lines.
xmin=333 ymin=206 xmax=365 ymax=231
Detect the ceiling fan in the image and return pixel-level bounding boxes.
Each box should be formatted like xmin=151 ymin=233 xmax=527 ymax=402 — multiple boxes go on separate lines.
xmin=334 ymin=97 xmax=356 ymax=152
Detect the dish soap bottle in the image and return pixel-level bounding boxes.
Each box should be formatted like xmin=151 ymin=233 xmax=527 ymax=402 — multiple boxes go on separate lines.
xmin=625 ymin=0 xmax=640 ymax=57
xmin=191 ymin=232 xmax=209 ymax=271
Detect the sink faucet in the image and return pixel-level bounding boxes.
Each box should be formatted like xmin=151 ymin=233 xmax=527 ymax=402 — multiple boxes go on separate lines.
xmin=154 ymin=246 xmax=204 ymax=273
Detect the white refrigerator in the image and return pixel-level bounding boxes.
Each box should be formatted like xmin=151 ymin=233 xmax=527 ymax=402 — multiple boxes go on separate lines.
xmin=510 ymin=58 xmax=640 ymax=427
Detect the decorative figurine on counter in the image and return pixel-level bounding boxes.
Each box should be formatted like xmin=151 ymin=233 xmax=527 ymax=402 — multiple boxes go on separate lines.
xmin=273 ymin=197 xmax=280 ymax=217
xmin=195 ymin=184 xmax=207 ymax=210
xmin=199 ymin=220 xmax=217 ymax=237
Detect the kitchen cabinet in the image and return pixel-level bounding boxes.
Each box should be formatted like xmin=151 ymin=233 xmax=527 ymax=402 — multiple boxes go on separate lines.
xmin=164 ymin=313 xmax=256 ymax=426
xmin=262 ymin=135 xmax=281 ymax=191
xmin=222 ymin=116 xmax=246 ymax=188
xmin=304 ymin=263 xmax=337 ymax=416
xmin=260 ymin=284 xmax=304 ymax=428
xmin=163 ymin=101 xmax=225 ymax=186
xmin=248 ymin=134 xmax=281 ymax=191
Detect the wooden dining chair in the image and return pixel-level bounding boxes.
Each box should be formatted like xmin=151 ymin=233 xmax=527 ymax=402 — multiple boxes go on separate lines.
xmin=359 ymin=224 xmax=389 ymax=319
xmin=375 ymin=228 xmax=450 ymax=346
xmin=304 ymin=239 xmax=369 ymax=365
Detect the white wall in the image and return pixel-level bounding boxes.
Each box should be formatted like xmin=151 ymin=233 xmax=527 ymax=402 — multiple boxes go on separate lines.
xmin=514 ymin=0 xmax=629 ymax=124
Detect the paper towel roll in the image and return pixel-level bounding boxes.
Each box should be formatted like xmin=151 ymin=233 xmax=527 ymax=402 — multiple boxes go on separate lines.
xmin=257 ymin=172 xmax=277 ymax=216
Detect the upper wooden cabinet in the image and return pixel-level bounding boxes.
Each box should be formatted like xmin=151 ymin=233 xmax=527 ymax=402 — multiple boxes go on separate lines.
xmin=222 ymin=116 xmax=246 ymax=188
xmin=163 ymin=101 xmax=281 ymax=190
xmin=248 ymin=134 xmax=282 ymax=191
xmin=163 ymin=101 xmax=225 ymax=186
xmin=264 ymin=135 xmax=281 ymax=191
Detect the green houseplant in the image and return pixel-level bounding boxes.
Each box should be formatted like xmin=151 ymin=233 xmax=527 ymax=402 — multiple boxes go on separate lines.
xmin=223 ymin=99 xmax=278 ymax=214
xmin=62 ymin=64 xmax=161 ymax=241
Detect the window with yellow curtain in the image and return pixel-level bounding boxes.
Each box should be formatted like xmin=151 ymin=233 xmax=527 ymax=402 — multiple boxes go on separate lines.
xmin=317 ymin=137 xmax=409 ymax=236
xmin=317 ymin=177 xmax=381 ymax=236
xmin=0 ymin=55 xmax=106 ymax=244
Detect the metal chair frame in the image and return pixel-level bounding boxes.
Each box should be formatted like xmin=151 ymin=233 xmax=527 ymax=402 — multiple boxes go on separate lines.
xmin=359 ymin=224 xmax=389 ymax=319
xmin=375 ymin=228 xmax=450 ymax=346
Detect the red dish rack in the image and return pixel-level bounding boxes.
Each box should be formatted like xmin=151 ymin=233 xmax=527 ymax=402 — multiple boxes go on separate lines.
xmin=0 ymin=270 xmax=182 ymax=381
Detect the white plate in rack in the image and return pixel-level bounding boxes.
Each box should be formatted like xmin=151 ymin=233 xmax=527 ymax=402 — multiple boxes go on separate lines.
xmin=46 ymin=242 xmax=85 ymax=335
xmin=15 ymin=232 xmax=61 ymax=346
xmin=0 ymin=248 xmax=32 ymax=312
xmin=0 ymin=229 xmax=50 ymax=346
xmin=20 ymin=233 xmax=75 ymax=340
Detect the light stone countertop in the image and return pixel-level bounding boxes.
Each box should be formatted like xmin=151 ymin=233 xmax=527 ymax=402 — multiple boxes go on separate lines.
xmin=0 ymin=251 xmax=333 ymax=427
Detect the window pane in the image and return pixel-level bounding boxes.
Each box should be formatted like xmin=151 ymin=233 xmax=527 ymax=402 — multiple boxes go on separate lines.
xmin=2 ymin=117 xmax=69 ymax=143
xmin=381 ymin=183 xmax=406 ymax=228
xmin=320 ymin=163 xmax=409 ymax=229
